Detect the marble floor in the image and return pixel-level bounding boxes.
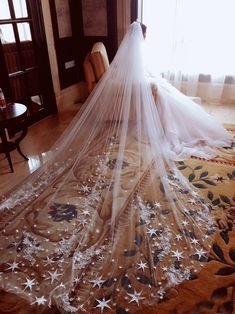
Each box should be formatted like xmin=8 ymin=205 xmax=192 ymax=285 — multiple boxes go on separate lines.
xmin=0 ymin=101 xmax=234 ymax=197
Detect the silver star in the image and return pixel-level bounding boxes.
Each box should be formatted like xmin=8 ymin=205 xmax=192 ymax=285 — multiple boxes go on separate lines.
xmin=172 ymin=249 xmax=184 ymax=261
xmin=183 ymin=208 xmax=191 ymax=215
xmin=81 ymin=209 xmax=90 ymax=216
xmin=90 ymin=276 xmax=105 ymax=288
xmin=32 ymin=295 xmax=47 ymax=305
xmin=46 ymin=269 xmax=62 ymax=284
xmin=181 ymin=220 xmax=189 ymax=226
xmin=95 ymin=297 xmax=111 ymax=313
xmin=191 ymin=238 xmax=199 ymax=245
xmin=162 ymin=266 xmax=168 ymax=272
xmin=137 ymin=260 xmax=148 ymax=271
xmin=127 ymin=290 xmax=145 ymax=306
xmin=195 ymin=248 xmax=207 ymax=259
xmin=43 ymin=256 xmax=55 ymax=266
xmin=154 ymin=202 xmax=161 ymax=208
xmin=147 ymin=228 xmax=158 ymax=237
xmin=175 ymin=234 xmax=183 ymax=241
xmin=80 ymin=185 xmax=90 ymax=193
xmin=78 ymin=304 xmax=85 ymax=310
xmin=73 ymin=277 xmax=80 ymax=284
xmin=7 ymin=261 xmax=20 ymax=272
xmin=22 ymin=278 xmax=36 ymax=291
xmin=80 ymin=218 xmax=88 ymax=226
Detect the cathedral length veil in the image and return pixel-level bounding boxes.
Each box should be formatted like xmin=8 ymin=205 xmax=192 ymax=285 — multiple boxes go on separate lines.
xmin=0 ymin=22 xmax=224 ymax=313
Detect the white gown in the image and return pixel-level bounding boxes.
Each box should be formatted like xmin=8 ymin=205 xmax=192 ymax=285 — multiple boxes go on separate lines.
xmin=148 ymin=74 xmax=232 ymax=160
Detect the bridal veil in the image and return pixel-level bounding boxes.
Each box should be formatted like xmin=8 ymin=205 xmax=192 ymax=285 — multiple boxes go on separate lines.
xmin=0 ymin=22 xmax=225 ymax=313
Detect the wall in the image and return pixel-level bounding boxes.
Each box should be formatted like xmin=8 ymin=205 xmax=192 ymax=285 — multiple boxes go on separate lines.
xmin=41 ymin=0 xmax=89 ymax=109
xmin=117 ymin=0 xmax=131 ymax=45
xmin=41 ymin=0 xmax=129 ymax=109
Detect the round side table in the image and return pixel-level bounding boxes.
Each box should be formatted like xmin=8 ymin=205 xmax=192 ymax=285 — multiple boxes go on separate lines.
xmin=0 ymin=103 xmax=28 ymax=172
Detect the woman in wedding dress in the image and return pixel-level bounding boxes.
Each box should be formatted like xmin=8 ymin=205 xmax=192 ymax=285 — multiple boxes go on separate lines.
xmin=140 ymin=23 xmax=232 ymax=161
xmin=0 ymin=22 xmax=230 ymax=313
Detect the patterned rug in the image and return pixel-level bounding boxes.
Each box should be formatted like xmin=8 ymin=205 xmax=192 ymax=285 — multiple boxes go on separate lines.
xmin=142 ymin=126 xmax=235 ymax=314
xmin=0 ymin=128 xmax=234 ymax=314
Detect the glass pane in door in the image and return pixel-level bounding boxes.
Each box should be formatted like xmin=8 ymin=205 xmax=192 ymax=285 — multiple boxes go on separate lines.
xmin=0 ymin=24 xmax=15 ymax=43
xmin=17 ymin=22 xmax=32 ymax=41
xmin=17 ymin=22 xmax=36 ymax=68
xmin=13 ymin=0 xmax=28 ymax=18
xmin=0 ymin=0 xmax=11 ymax=20
xmin=1 ymin=24 xmax=22 ymax=73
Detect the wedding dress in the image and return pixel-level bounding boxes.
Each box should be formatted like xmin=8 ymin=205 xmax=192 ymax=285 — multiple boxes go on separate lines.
xmin=0 ymin=22 xmax=228 ymax=313
xmin=148 ymin=74 xmax=232 ymax=160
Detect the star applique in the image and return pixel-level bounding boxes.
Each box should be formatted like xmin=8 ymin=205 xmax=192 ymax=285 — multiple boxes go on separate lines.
xmin=90 ymin=276 xmax=105 ymax=288
xmin=46 ymin=269 xmax=62 ymax=284
xmin=137 ymin=260 xmax=148 ymax=271
xmin=22 ymin=278 xmax=36 ymax=291
xmin=80 ymin=218 xmax=88 ymax=226
xmin=175 ymin=234 xmax=183 ymax=241
xmin=183 ymin=208 xmax=191 ymax=215
xmin=191 ymin=191 xmax=199 ymax=197
xmin=32 ymin=295 xmax=47 ymax=305
xmin=181 ymin=220 xmax=189 ymax=226
xmin=95 ymin=297 xmax=111 ymax=313
xmin=7 ymin=261 xmax=20 ymax=272
xmin=81 ymin=209 xmax=91 ymax=216
xmin=127 ymin=290 xmax=145 ymax=306
xmin=147 ymin=228 xmax=158 ymax=237
xmin=195 ymin=248 xmax=207 ymax=259
xmin=80 ymin=185 xmax=91 ymax=193
xmin=191 ymin=238 xmax=199 ymax=245
xmin=154 ymin=202 xmax=161 ymax=208
xmin=43 ymin=256 xmax=55 ymax=266
xmin=171 ymin=249 xmax=184 ymax=261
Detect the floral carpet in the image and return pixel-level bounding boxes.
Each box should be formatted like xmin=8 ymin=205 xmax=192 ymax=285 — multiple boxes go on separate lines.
xmin=0 ymin=128 xmax=234 ymax=314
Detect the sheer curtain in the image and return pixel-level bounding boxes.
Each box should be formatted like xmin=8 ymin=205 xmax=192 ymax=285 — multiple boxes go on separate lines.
xmin=142 ymin=0 xmax=235 ymax=103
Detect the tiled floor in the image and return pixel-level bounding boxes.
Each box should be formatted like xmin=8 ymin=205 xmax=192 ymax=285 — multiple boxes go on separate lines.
xmin=0 ymin=102 xmax=234 ymax=197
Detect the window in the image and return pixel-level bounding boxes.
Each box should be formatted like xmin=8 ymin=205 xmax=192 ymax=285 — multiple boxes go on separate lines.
xmin=143 ymin=0 xmax=235 ymax=77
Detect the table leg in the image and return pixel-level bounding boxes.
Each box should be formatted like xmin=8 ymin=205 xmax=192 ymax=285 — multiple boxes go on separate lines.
xmin=0 ymin=128 xmax=14 ymax=172
xmin=15 ymin=127 xmax=28 ymax=160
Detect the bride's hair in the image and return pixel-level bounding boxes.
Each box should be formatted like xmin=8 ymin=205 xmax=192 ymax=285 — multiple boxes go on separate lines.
xmin=138 ymin=21 xmax=147 ymax=38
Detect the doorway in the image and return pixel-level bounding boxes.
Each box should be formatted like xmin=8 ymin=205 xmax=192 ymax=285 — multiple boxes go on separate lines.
xmin=0 ymin=0 xmax=57 ymax=125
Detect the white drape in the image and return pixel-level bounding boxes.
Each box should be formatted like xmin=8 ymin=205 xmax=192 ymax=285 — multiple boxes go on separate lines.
xmin=142 ymin=0 xmax=235 ymax=103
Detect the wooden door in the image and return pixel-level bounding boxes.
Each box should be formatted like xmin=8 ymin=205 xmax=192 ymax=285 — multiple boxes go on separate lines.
xmin=0 ymin=0 xmax=57 ymax=125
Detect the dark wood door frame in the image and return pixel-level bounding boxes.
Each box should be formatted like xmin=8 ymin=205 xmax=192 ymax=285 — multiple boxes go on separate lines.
xmin=0 ymin=0 xmax=57 ymax=127
xmin=49 ymin=0 xmax=118 ymax=89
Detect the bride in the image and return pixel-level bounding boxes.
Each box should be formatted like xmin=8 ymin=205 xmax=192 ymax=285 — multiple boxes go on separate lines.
xmin=0 ymin=22 xmax=231 ymax=313
xmin=140 ymin=23 xmax=232 ymax=160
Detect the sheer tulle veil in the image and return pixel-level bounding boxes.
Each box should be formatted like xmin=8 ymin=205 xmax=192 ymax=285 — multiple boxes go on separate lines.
xmin=0 ymin=22 xmax=224 ymax=313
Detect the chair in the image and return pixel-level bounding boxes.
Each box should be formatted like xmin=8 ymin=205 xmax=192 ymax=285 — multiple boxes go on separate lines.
xmin=83 ymin=42 xmax=157 ymax=102
xmin=83 ymin=42 xmax=109 ymax=94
